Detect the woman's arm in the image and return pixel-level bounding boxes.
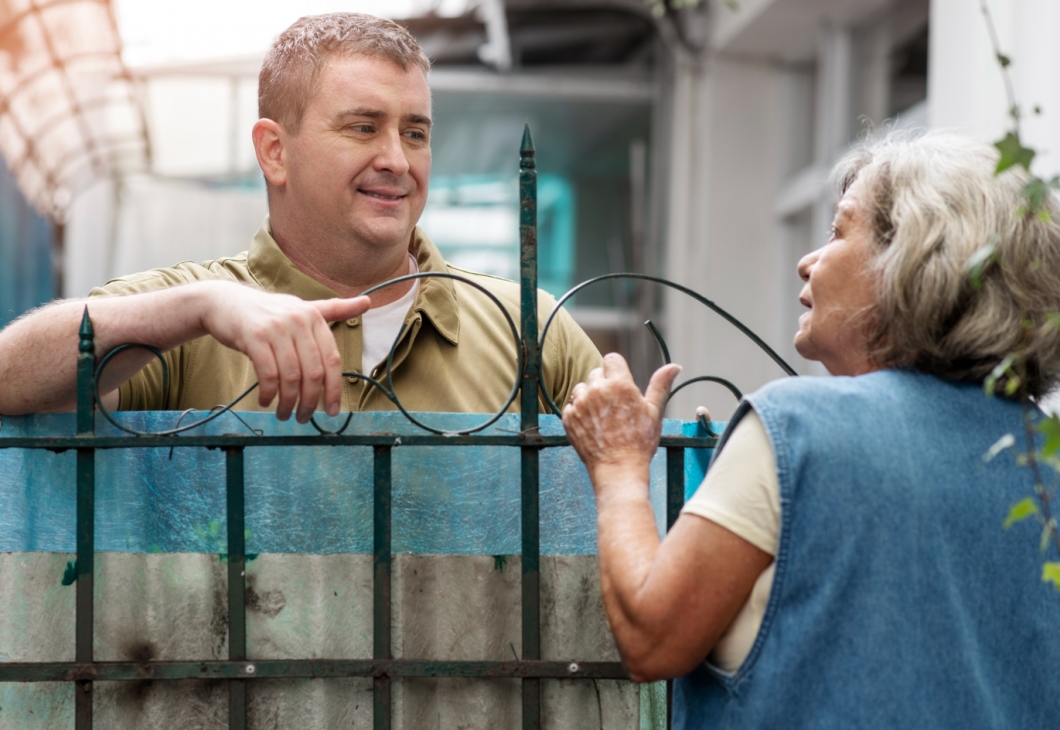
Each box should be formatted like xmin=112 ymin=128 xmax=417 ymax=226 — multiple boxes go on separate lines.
xmin=563 ymin=353 xmax=772 ymax=682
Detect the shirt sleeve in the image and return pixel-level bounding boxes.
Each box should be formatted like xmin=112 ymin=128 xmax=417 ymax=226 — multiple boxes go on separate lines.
xmin=681 ymin=409 xmax=780 ymax=556
xmin=87 ymin=268 xmax=194 ymax=411
xmin=539 ymin=300 xmax=603 ymax=407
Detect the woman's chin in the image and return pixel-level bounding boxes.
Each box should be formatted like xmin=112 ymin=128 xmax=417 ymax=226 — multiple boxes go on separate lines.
xmin=793 ymin=330 xmax=814 ymax=361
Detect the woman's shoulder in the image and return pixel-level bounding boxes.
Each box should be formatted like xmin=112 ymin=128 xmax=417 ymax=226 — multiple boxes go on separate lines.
xmin=749 ymin=368 xmax=1022 ymax=426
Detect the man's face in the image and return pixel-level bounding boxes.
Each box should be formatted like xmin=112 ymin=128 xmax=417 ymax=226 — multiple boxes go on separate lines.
xmin=283 ymin=53 xmax=432 ymax=252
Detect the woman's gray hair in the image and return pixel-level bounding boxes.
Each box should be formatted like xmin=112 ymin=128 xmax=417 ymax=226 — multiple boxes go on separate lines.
xmin=833 ymin=130 xmax=1060 ymax=398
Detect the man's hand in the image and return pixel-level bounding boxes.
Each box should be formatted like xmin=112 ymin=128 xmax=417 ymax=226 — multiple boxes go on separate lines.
xmin=196 ymin=282 xmax=371 ymax=422
xmin=0 ymin=281 xmax=371 ymax=419
xmin=562 ymin=353 xmax=681 ymax=487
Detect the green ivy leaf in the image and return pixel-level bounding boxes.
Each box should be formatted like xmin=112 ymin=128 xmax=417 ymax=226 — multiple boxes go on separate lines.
xmin=995 ymin=131 xmax=1036 ymax=173
xmin=997 ymin=53 xmax=1011 ymax=68
xmin=1003 ymin=497 xmax=1039 ymax=529
xmin=1043 ymin=562 xmax=1060 ymax=590
xmin=984 ymin=353 xmax=1017 ymax=396
xmin=983 ymin=433 xmax=1015 ymax=463
xmin=1040 ymin=518 xmax=1057 ymax=553
xmin=1021 ymin=177 xmax=1053 ymax=216
xmin=1037 ymin=414 xmax=1060 ymax=457
xmin=965 ymin=237 xmax=999 ymax=290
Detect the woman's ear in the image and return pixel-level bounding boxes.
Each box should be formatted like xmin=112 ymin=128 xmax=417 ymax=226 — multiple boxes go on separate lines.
xmin=252 ymin=118 xmax=287 ymax=188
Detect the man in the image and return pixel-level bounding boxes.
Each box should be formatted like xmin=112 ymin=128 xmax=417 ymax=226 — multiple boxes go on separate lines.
xmin=0 ymin=13 xmax=600 ymax=421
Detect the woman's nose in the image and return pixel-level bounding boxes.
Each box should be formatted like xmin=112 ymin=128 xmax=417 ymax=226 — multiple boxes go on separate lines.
xmin=797 ymin=249 xmax=820 ymax=282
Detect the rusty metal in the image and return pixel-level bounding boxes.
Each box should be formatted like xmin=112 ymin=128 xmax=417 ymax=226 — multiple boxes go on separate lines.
xmin=0 ymin=659 xmax=631 ymax=682
xmin=225 ymin=446 xmax=248 ymax=730
xmin=75 ymin=306 xmax=95 ymax=730
xmin=373 ymin=445 xmax=393 ymax=730
xmin=519 ymin=121 xmax=543 ymax=730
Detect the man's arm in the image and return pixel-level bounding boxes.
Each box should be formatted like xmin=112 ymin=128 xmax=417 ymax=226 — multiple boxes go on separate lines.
xmin=0 ymin=280 xmax=370 ymax=422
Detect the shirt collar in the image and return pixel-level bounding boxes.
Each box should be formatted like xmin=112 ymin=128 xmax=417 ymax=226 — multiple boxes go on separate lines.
xmin=410 ymin=226 xmax=460 ymax=346
xmin=246 ymin=217 xmax=341 ymax=301
xmin=246 ymin=218 xmax=460 ymax=345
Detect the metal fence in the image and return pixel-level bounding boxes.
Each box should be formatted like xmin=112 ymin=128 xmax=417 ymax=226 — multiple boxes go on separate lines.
xmin=0 ymin=124 xmax=794 ymax=730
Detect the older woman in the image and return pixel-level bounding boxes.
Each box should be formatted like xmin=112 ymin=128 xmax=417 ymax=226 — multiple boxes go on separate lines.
xmin=562 ymin=132 xmax=1060 ymax=729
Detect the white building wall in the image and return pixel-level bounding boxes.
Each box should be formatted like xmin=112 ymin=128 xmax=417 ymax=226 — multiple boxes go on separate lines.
xmin=663 ymin=55 xmax=788 ymax=421
xmin=665 ymin=0 xmax=1060 ymax=419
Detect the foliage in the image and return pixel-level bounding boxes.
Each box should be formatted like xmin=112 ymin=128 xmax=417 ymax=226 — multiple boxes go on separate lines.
xmin=976 ymin=0 xmax=1060 ymax=591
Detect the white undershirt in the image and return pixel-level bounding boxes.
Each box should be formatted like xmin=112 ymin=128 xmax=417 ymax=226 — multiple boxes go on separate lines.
xmin=360 ymin=254 xmax=419 ymax=375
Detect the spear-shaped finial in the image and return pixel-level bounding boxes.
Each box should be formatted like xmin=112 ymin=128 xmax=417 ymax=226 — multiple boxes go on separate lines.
xmin=520 ymin=122 xmax=535 ymax=169
xmin=78 ymin=306 xmax=94 ymax=354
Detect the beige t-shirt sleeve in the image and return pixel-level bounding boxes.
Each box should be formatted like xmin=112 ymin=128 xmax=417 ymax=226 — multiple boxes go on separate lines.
xmin=681 ymin=409 xmax=780 ymax=674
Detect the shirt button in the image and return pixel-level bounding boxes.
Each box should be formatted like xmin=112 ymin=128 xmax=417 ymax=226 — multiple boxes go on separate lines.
xmin=346 ymin=375 xmax=358 ymax=383
xmin=346 ymin=318 xmax=359 ymax=327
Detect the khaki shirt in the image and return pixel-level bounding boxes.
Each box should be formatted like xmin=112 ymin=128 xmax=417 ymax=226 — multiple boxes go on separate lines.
xmin=90 ymin=221 xmax=602 ymax=414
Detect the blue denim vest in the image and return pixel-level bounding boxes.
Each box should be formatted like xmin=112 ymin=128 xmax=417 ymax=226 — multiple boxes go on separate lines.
xmin=673 ymin=369 xmax=1060 ymax=729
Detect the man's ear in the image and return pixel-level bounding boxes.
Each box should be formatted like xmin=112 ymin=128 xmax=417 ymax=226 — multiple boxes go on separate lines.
xmin=253 ymin=118 xmax=287 ymax=188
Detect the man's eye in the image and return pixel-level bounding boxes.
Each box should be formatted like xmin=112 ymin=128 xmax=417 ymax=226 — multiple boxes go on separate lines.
xmin=405 ymin=129 xmax=428 ymax=141
xmin=350 ymin=124 xmax=374 ymax=134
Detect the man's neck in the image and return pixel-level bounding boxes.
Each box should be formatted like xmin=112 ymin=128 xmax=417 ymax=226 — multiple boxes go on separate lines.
xmin=270 ymin=224 xmax=415 ymax=306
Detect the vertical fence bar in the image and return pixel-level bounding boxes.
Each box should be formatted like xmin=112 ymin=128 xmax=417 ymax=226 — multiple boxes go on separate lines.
xmin=75 ymin=308 xmax=95 ymax=730
xmin=373 ymin=445 xmax=393 ymax=730
xmin=665 ymin=447 xmax=684 ymax=532
xmin=225 ymin=447 xmax=247 ymax=730
xmin=664 ymin=446 xmax=685 ymax=730
xmin=518 ymin=123 xmax=541 ymax=730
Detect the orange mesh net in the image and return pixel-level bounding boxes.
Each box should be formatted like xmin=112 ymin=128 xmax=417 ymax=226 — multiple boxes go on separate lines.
xmin=0 ymin=0 xmax=149 ymax=220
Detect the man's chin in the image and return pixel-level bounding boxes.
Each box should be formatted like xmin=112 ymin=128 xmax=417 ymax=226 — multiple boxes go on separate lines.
xmin=349 ymin=220 xmax=415 ymax=250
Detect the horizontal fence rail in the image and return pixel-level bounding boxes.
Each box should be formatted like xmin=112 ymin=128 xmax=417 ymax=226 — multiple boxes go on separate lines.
xmin=0 ymin=123 xmax=793 ymax=730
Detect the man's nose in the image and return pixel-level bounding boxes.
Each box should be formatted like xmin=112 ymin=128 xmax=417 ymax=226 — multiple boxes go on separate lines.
xmin=372 ymin=130 xmax=411 ymax=176
xmin=797 ymin=249 xmax=820 ymax=282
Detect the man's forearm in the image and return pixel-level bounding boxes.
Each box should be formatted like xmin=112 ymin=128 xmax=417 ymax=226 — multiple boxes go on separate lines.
xmin=0 ymin=283 xmax=217 ymax=415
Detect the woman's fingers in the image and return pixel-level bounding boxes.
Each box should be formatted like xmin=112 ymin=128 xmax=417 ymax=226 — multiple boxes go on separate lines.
xmin=644 ymin=364 xmax=682 ymax=413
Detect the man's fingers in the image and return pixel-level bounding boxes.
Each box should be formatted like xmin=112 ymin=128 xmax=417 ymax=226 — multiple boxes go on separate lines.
xmin=313 ymin=317 xmax=344 ymax=417
xmin=644 ymin=363 xmax=682 ymax=412
xmin=601 ymin=352 xmax=634 ymax=381
xmin=313 ymin=296 xmax=372 ymax=323
xmin=292 ymin=325 xmax=327 ymax=424
xmin=247 ymin=340 xmax=280 ymax=408
xmin=271 ymin=338 xmax=302 ymax=421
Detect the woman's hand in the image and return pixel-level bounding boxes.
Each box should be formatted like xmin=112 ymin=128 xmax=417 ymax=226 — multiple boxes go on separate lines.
xmin=562 ymin=353 xmax=682 ymax=485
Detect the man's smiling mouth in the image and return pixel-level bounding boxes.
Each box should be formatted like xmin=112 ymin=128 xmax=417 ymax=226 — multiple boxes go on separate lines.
xmin=361 ymin=190 xmax=405 ymax=201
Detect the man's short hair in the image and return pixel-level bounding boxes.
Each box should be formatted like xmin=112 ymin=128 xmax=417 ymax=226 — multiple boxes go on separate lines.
xmin=259 ymin=13 xmax=431 ymax=135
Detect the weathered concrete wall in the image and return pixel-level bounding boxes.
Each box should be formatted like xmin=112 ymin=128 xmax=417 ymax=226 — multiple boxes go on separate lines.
xmin=0 ymin=553 xmax=635 ymax=729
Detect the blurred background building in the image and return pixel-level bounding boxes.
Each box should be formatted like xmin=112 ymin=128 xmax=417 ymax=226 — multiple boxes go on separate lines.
xmin=1 ymin=0 xmax=1057 ymax=418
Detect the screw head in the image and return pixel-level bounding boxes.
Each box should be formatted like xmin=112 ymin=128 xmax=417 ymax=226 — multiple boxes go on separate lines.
xmin=567 ymin=662 xmax=579 ymax=674
xmin=245 ymin=664 xmax=256 ymax=675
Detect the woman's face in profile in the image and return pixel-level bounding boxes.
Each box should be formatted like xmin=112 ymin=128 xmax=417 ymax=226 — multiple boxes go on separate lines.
xmin=794 ymin=175 xmax=879 ymax=376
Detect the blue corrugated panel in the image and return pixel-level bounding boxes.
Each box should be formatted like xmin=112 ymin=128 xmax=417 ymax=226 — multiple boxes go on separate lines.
xmin=0 ymin=155 xmax=54 ymax=328
xmin=0 ymin=412 xmax=718 ymax=556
